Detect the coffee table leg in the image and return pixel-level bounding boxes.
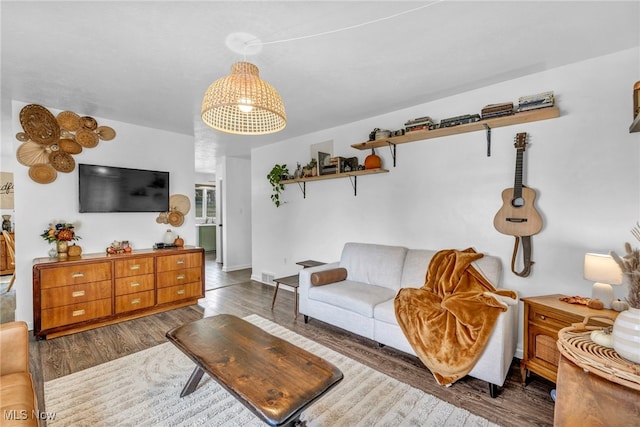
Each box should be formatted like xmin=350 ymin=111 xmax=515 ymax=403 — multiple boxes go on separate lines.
xmin=271 ymin=282 xmax=280 ymax=310
xmin=180 ymin=366 xmax=206 ymax=397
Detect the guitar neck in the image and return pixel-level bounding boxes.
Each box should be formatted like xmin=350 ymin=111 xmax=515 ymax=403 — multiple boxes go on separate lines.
xmin=513 ymin=148 xmax=524 ymax=198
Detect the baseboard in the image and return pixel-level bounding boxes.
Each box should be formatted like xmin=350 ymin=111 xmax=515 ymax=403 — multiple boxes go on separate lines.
xmin=221 ymin=263 xmax=251 ymax=272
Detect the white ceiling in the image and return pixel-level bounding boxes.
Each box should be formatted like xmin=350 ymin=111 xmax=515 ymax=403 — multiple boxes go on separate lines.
xmin=2 ymin=1 xmax=639 ymax=174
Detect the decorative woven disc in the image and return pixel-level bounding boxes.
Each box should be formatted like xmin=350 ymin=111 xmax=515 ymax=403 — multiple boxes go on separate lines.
xmin=169 ymin=194 xmax=191 ymax=215
xmin=76 ymin=128 xmax=99 ymax=148
xmin=96 ymin=126 xmax=116 ymax=141
xmin=58 ymin=138 xmax=83 ymax=154
xmin=156 ymin=212 xmax=169 ymax=224
xmin=28 ymin=163 xmax=57 ymax=184
xmin=49 ymin=151 xmax=76 ymax=173
xmin=15 ymin=132 xmax=28 ymax=142
xmin=19 ymin=104 xmax=60 ymax=145
xmin=168 ymin=210 xmax=185 ymax=227
xmin=57 ymin=111 xmax=81 ymax=131
xmin=79 ymin=116 xmax=98 ymax=130
xmin=16 ymin=141 xmax=51 ymax=166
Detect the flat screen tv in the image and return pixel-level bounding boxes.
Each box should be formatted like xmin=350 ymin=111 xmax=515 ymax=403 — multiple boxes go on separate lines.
xmin=79 ymin=164 xmax=170 ymax=213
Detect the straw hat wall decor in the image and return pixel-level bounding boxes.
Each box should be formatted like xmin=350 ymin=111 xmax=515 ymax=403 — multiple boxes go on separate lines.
xmin=15 ymin=104 xmax=117 ymax=184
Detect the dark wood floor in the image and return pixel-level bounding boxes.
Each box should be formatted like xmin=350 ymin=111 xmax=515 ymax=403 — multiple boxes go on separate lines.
xmin=29 ymin=263 xmax=556 ymax=427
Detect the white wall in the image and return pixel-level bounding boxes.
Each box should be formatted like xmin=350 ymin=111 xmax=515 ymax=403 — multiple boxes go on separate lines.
xmin=9 ymin=101 xmax=195 ymax=326
xmin=251 ymin=48 xmax=640 ymax=358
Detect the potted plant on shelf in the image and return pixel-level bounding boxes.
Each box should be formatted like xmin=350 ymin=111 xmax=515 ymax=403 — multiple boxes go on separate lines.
xmin=610 ymin=222 xmax=640 ymax=363
xmin=267 ymin=164 xmax=289 ymax=207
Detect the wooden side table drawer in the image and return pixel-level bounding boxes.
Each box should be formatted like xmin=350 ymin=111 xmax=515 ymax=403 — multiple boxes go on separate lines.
xmin=156 ymin=267 xmax=201 ymax=288
xmin=157 ymin=282 xmax=202 ymax=304
xmin=41 ymin=298 xmax=112 ymax=329
xmin=115 ymin=274 xmax=154 ymax=295
xmin=41 ymin=280 xmax=112 ymax=309
xmin=115 ymin=257 xmax=154 ymax=277
xmin=40 ymin=262 xmax=112 ymax=288
xmin=156 ymin=253 xmax=202 ymax=272
xmin=115 ymin=290 xmax=155 ymax=314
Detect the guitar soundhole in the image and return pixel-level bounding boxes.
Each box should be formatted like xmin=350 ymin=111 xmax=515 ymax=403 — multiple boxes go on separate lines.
xmin=512 ymin=197 xmax=525 ymax=207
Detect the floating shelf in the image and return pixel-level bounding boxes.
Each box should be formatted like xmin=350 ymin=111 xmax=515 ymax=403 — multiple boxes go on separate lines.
xmin=281 ymin=168 xmax=388 ymax=197
xmin=351 ymin=107 xmax=561 ymax=151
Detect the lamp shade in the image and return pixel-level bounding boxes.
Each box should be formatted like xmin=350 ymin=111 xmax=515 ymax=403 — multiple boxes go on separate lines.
xmin=201 ymin=62 xmax=286 ymax=135
xmin=584 ymin=253 xmax=623 ymax=285
xmin=584 ymin=253 xmax=623 ymax=309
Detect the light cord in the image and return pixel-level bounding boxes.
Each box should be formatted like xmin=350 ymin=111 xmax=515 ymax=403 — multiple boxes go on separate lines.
xmin=244 ymin=0 xmax=444 ymax=49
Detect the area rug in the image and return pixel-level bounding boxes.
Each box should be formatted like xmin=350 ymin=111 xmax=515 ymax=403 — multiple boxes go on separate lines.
xmin=44 ymin=315 xmax=497 ymax=427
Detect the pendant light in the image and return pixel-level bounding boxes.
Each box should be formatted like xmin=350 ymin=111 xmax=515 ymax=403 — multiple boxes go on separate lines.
xmin=201 ymin=61 xmax=286 ymax=135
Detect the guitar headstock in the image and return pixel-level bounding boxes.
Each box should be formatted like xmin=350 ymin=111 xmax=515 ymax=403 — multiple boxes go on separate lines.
xmin=514 ymin=132 xmax=528 ymax=150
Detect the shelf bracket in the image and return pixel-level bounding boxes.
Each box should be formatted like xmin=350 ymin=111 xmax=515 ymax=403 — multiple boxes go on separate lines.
xmin=296 ymin=181 xmax=306 ymax=198
xmin=387 ymin=141 xmax=397 ymax=167
xmin=348 ymin=175 xmax=357 ymax=196
xmin=483 ymin=124 xmax=492 ymax=157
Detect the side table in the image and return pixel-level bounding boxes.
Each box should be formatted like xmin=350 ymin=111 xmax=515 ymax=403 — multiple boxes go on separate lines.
xmin=521 ymin=294 xmax=619 ymax=383
xmin=272 ymin=260 xmax=325 ymax=319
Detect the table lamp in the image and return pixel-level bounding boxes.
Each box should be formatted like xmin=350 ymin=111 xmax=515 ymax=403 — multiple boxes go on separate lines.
xmin=583 ymin=253 xmax=623 ymax=309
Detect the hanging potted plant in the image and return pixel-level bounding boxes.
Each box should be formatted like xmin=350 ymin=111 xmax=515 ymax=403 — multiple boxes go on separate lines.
xmin=610 ymin=222 xmax=640 ymax=363
xmin=267 ymin=164 xmax=289 ymax=207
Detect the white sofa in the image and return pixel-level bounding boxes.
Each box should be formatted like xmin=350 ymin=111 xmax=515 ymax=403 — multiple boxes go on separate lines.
xmin=298 ymin=242 xmax=519 ymax=397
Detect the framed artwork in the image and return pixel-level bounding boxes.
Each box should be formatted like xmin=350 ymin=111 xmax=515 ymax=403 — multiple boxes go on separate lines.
xmin=0 ymin=172 xmax=14 ymax=209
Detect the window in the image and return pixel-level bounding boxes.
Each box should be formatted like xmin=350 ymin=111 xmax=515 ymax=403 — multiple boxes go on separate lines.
xmin=195 ymin=186 xmax=216 ymax=219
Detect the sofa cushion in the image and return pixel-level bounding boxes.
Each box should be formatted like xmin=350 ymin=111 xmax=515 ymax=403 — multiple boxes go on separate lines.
xmin=311 ymin=268 xmax=348 ymax=286
xmin=373 ymin=298 xmax=398 ymax=324
xmin=308 ymin=280 xmax=397 ymax=317
xmin=400 ymin=248 xmax=502 ymax=288
xmin=339 ymin=243 xmax=407 ymax=291
xmin=400 ymin=249 xmax=437 ymax=288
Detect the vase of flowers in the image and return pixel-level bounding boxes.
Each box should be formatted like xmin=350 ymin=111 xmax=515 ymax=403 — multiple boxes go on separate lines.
xmin=610 ymin=223 xmax=640 ymax=364
xmin=41 ymin=222 xmax=80 ymax=260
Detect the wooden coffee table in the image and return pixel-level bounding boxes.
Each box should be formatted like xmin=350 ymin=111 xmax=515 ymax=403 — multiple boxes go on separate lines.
xmin=166 ymin=314 xmax=343 ymax=426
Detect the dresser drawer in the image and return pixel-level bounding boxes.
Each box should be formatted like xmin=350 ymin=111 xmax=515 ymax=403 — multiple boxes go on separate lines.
xmin=156 ymin=252 xmax=202 ymax=272
xmin=41 ymin=280 xmax=112 ymax=309
xmin=115 ymin=274 xmax=154 ymax=295
xmin=157 ymin=282 xmax=202 ymax=304
xmin=115 ymin=290 xmax=155 ymax=314
xmin=115 ymin=257 xmax=154 ymax=278
xmin=156 ymin=267 xmax=201 ymax=288
xmin=40 ymin=262 xmax=112 ymax=289
xmin=41 ymin=298 xmax=112 ymax=329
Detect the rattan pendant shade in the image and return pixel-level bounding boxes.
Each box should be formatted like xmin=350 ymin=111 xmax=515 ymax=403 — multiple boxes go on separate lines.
xmin=201 ymin=61 xmax=286 ymax=135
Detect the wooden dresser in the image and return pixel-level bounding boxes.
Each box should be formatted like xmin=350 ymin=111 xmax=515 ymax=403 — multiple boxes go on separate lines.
xmin=33 ymin=247 xmax=204 ymax=339
xmin=521 ymin=294 xmax=619 ymax=384
xmin=0 ymin=231 xmax=15 ymax=275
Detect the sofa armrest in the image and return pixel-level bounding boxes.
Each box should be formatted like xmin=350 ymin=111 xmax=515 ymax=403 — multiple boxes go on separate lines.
xmin=0 ymin=321 xmax=30 ymax=376
xmin=298 ymin=262 xmax=340 ymax=310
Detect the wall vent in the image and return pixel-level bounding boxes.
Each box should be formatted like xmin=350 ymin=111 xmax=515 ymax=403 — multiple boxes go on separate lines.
xmin=261 ymin=272 xmax=275 ymax=285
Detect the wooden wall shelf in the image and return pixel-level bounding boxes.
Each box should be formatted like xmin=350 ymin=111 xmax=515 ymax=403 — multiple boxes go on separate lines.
xmin=281 ymin=168 xmax=388 ymax=197
xmin=351 ymin=107 xmax=561 ymax=151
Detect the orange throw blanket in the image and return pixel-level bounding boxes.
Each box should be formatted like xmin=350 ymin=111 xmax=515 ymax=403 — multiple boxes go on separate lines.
xmin=394 ymin=248 xmax=516 ymax=386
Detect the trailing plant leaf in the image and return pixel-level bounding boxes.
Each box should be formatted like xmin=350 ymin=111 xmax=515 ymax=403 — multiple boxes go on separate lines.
xmin=267 ymin=164 xmax=289 ymax=207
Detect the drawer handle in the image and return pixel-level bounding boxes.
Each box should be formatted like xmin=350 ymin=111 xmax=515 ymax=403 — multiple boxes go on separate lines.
xmin=130 ymin=281 xmax=140 ymax=287
xmin=71 ymin=272 xmax=85 ymax=278
xmin=177 ymin=289 xmax=185 ymax=295
xmin=131 ymin=298 xmax=141 ymax=305
xmin=71 ymin=290 xmax=85 ymax=298
xmin=72 ymin=309 xmax=85 ymax=317
xmin=176 ymin=259 xmax=185 ymax=265
xmin=130 ymin=265 xmax=140 ymax=270
xmin=176 ymin=274 xmax=186 ymax=280
xmin=540 ymin=315 xmax=546 ymax=320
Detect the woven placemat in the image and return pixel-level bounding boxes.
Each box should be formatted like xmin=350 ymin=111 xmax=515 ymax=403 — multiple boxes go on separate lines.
xmin=28 ymin=164 xmax=57 ymax=184
xmin=76 ymin=129 xmax=99 ymax=148
xmin=58 ymin=138 xmax=83 ymax=154
xmin=57 ymin=111 xmax=80 ymax=131
xmin=16 ymin=141 xmax=51 ymax=166
xmin=20 ymin=104 xmax=60 ymax=145
xmin=49 ymin=152 xmax=76 ymax=173
xmin=79 ymin=116 xmax=98 ymax=130
xmin=96 ymin=126 xmax=116 ymax=141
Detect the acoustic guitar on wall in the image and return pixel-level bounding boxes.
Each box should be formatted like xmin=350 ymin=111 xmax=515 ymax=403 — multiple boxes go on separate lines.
xmin=493 ymin=132 xmax=542 ymax=237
